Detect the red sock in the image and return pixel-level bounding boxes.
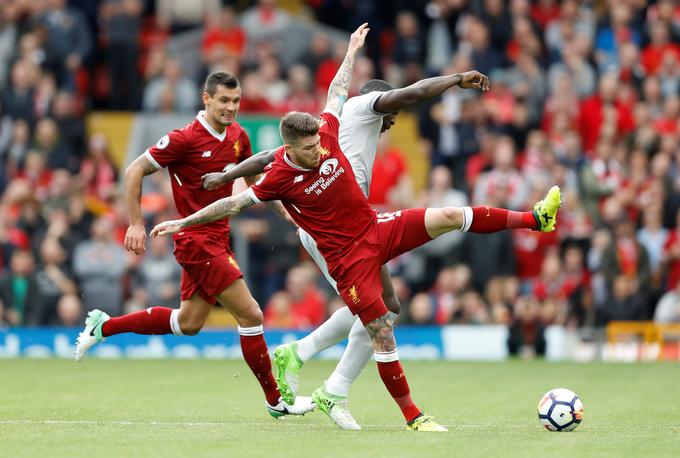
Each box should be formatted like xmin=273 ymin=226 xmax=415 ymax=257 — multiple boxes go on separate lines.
xmin=376 ymin=356 xmax=421 ymax=423
xmin=101 ymin=307 xmax=173 ymax=337
xmin=469 ymin=206 xmax=537 ymax=233
xmin=238 ymin=326 xmax=281 ymax=406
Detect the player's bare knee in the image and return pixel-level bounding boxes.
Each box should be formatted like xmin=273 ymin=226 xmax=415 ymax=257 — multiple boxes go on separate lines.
xmin=365 ymin=313 xmax=396 ymax=353
xmin=236 ymin=300 xmax=263 ymax=327
xmin=180 ymin=320 xmax=204 ymax=336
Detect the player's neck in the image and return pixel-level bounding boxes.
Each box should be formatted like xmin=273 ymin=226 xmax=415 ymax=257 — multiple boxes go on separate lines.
xmin=203 ymin=113 xmax=227 ymax=135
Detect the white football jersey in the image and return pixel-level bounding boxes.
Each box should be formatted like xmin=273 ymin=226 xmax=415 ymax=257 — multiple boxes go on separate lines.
xmin=338 ymin=91 xmax=385 ymax=197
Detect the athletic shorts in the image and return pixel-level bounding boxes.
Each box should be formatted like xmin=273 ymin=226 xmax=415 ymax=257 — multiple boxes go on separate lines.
xmin=299 ymin=228 xmax=338 ymax=293
xmin=173 ymin=231 xmax=243 ymax=305
xmin=328 ymin=208 xmax=431 ymax=322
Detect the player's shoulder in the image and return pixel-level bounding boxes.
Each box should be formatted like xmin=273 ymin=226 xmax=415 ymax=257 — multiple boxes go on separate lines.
xmin=343 ymin=92 xmax=383 ymax=115
xmin=227 ymin=120 xmax=250 ymax=140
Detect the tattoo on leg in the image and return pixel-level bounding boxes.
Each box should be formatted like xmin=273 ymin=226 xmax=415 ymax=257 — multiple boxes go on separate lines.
xmin=365 ymin=313 xmax=396 ymax=353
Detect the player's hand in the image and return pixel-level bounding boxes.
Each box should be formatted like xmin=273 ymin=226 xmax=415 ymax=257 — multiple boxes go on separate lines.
xmin=202 ymin=172 xmax=230 ymax=190
xmin=150 ymin=219 xmax=184 ymax=237
xmin=124 ymin=223 xmax=147 ymax=255
xmin=456 ymin=71 xmax=490 ymax=92
xmin=348 ymin=22 xmax=370 ymax=54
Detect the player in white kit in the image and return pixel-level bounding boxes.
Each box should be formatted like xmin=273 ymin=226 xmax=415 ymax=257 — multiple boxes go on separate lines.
xmin=202 ymin=70 xmax=489 ymax=429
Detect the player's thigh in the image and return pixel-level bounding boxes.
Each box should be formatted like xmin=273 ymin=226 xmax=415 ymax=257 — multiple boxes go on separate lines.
xmin=215 ymin=278 xmax=262 ymax=327
xmin=177 ymin=293 xmax=213 ymax=335
xmin=300 ymin=229 xmax=338 ymax=292
xmin=379 ymin=265 xmax=400 ymax=314
xmin=424 ymin=207 xmax=464 ymax=239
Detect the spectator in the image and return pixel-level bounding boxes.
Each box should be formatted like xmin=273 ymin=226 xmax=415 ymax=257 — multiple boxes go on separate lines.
xmin=407 ymin=292 xmax=436 ymax=325
xmin=2 ymin=59 xmax=37 ymax=124
xmin=100 ymin=0 xmax=143 ymax=110
xmin=392 ymin=11 xmax=425 ymax=67
xmin=77 ymin=133 xmax=117 ymax=203
xmin=281 ymin=65 xmax=319 ymax=114
xmin=368 ymin=133 xmax=411 ymax=210
xmin=142 ymin=58 xmax=198 ymax=112
xmin=300 ymin=33 xmax=331 ymax=75
xmin=0 ymin=250 xmax=42 ymax=326
xmin=56 ymin=293 xmax=83 ymax=326
xmin=72 ymin=216 xmax=127 ymax=316
xmin=35 ymin=236 xmax=77 ymax=325
xmin=264 ymin=263 xmax=326 ymax=329
xmin=602 ymin=217 xmax=651 ymax=299
xmin=473 ymin=136 xmax=526 ymax=209
xmin=33 ymin=117 xmax=75 ymax=172
xmin=51 ymin=91 xmax=84 ymax=159
xmin=156 ymin=0 xmax=220 ymax=33
xmin=202 ymin=6 xmax=246 ymax=62
xmin=39 ymin=0 xmax=92 ymax=87
xmin=132 ymin=235 xmax=181 ymax=308
xmin=654 ymin=282 xmax=680 ymax=323
xmin=641 ymin=20 xmax=680 ymax=77
xmin=241 ymin=0 xmax=290 ymax=55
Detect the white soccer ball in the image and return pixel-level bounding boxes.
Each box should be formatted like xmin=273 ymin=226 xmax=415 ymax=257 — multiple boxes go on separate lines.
xmin=537 ymin=388 xmax=584 ymax=431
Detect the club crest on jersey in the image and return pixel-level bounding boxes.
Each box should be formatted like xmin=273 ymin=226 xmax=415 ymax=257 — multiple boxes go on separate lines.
xmin=348 ymin=285 xmax=360 ymax=304
xmin=319 ymin=146 xmax=330 ymax=157
xmin=319 ymin=158 xmax=339 ymax=176
xmin=201 ymin=151 xmax=212 ymax=158
xmin=156 ymin=135 xmax=170 ymax=149
xmin=234 ymin=140 xmax=241 ymax=158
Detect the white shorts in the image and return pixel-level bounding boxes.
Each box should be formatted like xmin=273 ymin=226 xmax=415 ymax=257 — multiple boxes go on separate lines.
xmin=298 ymin=228 xmax=338 ymax=293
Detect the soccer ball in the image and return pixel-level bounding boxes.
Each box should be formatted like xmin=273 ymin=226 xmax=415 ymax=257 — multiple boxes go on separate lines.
xmin=537 ymin=388 xmax=584 ymax=431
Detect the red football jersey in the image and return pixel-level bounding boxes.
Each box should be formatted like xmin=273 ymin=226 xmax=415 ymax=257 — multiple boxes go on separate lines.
xmin=145 ymin=111 xmax=252 ymax=260
xmin=248 ymin=111 xmax=376 ymax=264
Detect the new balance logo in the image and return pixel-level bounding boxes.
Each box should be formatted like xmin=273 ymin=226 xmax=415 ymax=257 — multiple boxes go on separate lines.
xmin=201 ymin=151 xmax=212 ymax=158
xmin=294 ymin=175 xmax=303 ymax=183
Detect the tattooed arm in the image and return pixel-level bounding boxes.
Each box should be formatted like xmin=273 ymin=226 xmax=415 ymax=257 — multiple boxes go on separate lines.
xmin=124 ymin=155 xmax=161 ymax=255
xmin=202 ymin=149 xmax=276 ymax=190
xmin=150 ymin=190 xmax=256 ymax=237
xmin=323 ymin=22 xmax=370 ymax=116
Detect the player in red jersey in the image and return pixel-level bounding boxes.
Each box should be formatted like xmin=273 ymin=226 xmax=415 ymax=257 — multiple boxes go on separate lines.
xmin=150 ymin=24 xmax=562 ymax=431
xmin=74 ymin=71 xmax=314 ymax=418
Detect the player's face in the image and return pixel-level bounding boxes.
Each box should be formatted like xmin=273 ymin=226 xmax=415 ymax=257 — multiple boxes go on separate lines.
xmin=287 ymin=135 xmax=322 ymax=168
xmin=203 ymin=85 xmax=241 ymax=127
xmin=381 ymin=113 xmax=398 ymax=132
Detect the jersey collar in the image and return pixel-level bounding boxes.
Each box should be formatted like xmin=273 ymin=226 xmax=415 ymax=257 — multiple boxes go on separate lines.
xmin=284 ymin=152 xmax=312 ymax=171
xmin=196 ymin=110 xmax=227 ymax=142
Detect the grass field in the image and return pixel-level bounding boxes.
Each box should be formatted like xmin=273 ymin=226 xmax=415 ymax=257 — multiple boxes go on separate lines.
xmin=1 ymin=359 xmax=679 ymax=457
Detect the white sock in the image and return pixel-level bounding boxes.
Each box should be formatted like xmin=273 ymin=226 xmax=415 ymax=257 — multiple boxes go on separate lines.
xmin=170 ymin=309 xmax=183 ymax=336
xmin=326 ymin=311 xmax=398 ymax=397
xmin=296 ymin=306 xmax=355 ymax=361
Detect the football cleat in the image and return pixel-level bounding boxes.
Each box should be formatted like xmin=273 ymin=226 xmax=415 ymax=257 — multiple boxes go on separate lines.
xmin=312 ymin=383 xmax=361 ymax=430
xmin=273 ymin=342 xmax=303 ymax=405
xmin=74 ymin=309 xmax=110 ymax=362
xmin=406 ymin=415 xmax=448 ymax=432
xmin=533 ymin=185 xmax=562 ymax=232
xmin=266 ymin=396 xmax=316 ymax=419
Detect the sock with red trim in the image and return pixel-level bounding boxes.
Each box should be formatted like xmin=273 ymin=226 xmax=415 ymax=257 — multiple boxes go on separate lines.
xmin=460 ymin=206 xmax=538 ymax=233
xmin=101 ymin=307 xmax=174 ymax=337
xmin=238 ymin=325 xmax=281 ymax=406
xmin=375 ymin=350 xmax=421 ymax=423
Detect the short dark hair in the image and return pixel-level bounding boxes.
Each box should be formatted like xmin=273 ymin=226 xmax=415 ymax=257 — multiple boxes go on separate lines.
xmin=360 ymin=79 xmax=394 ymax=95
xmin=204 ymin=71 xmax=240 ymax=96
xmin=280 ymin=111 xmax=319 ymax=145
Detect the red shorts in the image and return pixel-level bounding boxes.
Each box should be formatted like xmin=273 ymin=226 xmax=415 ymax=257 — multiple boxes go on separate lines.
xmin=328 ymin=208 xmax=431 ymax=323
xmin=173 ymin=230 xmax=243 ymax=305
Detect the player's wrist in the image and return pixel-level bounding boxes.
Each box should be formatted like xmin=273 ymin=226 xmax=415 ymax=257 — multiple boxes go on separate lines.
xmin=451 ymin=73 xmax=462 ymax=86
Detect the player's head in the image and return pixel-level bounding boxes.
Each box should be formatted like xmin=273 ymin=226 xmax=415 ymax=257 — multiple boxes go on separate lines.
xmin=280 ymin=111 xmax=322 ymax=168
xmin=202 ymin=71 xmax=241 ymax=127
xmin=360 ymin=79 xmax=397 ymax=133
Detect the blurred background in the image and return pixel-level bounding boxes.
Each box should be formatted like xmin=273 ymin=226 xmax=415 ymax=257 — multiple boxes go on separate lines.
xmin=1 ymin=0 xmax=680 ymax=360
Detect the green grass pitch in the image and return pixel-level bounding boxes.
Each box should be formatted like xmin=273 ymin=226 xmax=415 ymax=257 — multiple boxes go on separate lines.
xmin=1 ymin=359 xmax=679 ymax=457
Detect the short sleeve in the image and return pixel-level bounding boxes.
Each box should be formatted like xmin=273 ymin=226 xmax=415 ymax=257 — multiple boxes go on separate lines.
xmin=344 ymin=92 xmax=384 ymax=120
xmin=237 ymin=130 xmax=253 ymax=163
xmin=319 ymin=111 xmax=340 ymax=140
xmin=247 ymin=170 xmax=280 ymax=204
xmin=144 ymin=129 xmax=188 ymax=169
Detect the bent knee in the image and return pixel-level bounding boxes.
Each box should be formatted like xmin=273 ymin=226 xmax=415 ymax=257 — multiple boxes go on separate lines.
xmin=235 ymin=300 xmax=263 ymax=327
xmin=180 ymin=320 xmax=204 ymax=336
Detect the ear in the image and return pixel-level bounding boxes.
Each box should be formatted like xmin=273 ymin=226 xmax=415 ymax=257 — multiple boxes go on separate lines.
xmin=201 ymin=91 xmax=210 ymax=107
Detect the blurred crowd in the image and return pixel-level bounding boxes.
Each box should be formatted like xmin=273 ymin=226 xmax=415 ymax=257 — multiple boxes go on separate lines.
xmin=1 ymin=0 xmax=680 ymax=355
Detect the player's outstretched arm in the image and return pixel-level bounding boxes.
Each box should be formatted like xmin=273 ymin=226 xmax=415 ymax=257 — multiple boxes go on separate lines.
xmin=373 ymin=70 xmax=490 ymax=114
xmin=324 ymin=22 xmax=370 ymax=116
xmin=124 ymin=155 xmax=160 ymax=255
xmin=202 ymin=149 xmax=277 ymax=190
xmin=150 ymin=190 xmax=257 ymax=237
